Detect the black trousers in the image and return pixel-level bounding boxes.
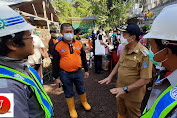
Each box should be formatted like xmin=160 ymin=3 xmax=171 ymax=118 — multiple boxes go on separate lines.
xmin=94 ymin=55 xmax=102 ymax=72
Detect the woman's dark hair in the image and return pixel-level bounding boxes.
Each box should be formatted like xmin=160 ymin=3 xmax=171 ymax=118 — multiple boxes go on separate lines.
xmin=113 ymin=28 xmax=117 ymax=32
xmin=109 ymin=29 xmax=112 ymax=32
xmin=142 ymin=26 xmax=147 ymax=34
xmin=74 ymin=28 xmax=81 ymax=35
xmin=92 ymin=30 xmax=96 ymax=40
xmin=97 ymin=30 xmax=100 ymax=35
xmin=0 ymin=31 xmax=25 ymax=56
xmin=155 ymin=39 xmax=177 ymax=56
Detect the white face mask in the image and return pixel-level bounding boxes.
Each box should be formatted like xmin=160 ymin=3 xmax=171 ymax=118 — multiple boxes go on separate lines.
xmin=120 ymin=33 xmax=132 ymax=47
xmin=64 ymin=33 xmax=74 ymax=41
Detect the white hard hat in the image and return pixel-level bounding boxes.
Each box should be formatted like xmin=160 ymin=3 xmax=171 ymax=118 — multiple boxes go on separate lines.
xmin=0 ymin=4 xmax=35 ymax=37
xmin=144 ymin=4 xmax=177 ymax=41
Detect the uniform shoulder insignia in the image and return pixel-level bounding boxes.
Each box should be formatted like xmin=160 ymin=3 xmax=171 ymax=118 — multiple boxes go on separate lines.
xmin=143 ymin=62 xmax=149 ymax=68
xmin=140 ymin=48 xmax=149 ymax=56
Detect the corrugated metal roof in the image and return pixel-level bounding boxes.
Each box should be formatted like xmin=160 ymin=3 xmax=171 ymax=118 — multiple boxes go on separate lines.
xmin=0 ymin=0 xmax=33 ymax=6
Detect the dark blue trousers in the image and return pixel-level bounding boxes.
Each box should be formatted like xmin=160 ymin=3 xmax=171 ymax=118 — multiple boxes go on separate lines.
xmin=60 ymin=69 xmax=85 ymax=98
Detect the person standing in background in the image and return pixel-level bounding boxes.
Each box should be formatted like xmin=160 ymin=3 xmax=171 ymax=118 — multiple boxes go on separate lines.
xmin=113 ymin=29 xmax=119 ymax=50
xmin=107 ymin=29 xmax=113 ymax=44
xmin=74 ymin=28 xmax=82 ymax=41
xmin=140 ymin=27 xmax=147 ymax=47
xmin=94 ymin=30 xmax=107 ymax=74
xmin=48 ymin=28 xmax=59 ymax=58
xmin=88 ymin=35 xmax=93 ymax=68
xmin=28 ymin=31 xmax=49 ymax=81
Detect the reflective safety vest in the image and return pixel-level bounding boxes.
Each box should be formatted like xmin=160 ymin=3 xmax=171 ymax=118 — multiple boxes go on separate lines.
xmin=0 ymin=65 xmax=54 ymax=118
xmin=141 ymin=82 xmax=177 ymax=118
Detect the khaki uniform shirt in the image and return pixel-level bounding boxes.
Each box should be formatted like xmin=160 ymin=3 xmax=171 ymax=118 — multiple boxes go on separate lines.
xmin=116 ymin=42 xmax=152 ymax=102
xmin=146 ymin=69 xmax=177 ymax=117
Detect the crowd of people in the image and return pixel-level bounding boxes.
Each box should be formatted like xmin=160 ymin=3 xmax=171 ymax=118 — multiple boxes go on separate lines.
xmin=86 ymin=25 xmax=150 ymax=75
xmin=138 ymin=10 xmax=153 ymax=24
xmin=1 ymin=3 xmax=177 ymax=118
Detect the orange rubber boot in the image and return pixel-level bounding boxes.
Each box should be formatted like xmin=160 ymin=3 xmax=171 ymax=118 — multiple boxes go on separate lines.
xmin=66 ymin=97 xmax=78 ymax=118
xmin=79 ymin=93 xmax=91 ymax=110
xmin=118 ymin=114 xmax=126 ymax=118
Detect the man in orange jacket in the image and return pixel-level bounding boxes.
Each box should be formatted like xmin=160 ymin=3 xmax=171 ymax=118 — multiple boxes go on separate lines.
xmin=52 ymin=23 xmax=91 ymax=118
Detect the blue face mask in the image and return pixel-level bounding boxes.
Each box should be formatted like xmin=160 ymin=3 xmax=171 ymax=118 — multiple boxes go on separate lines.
xmin=149 ymin=47 xmax=168 ymax=67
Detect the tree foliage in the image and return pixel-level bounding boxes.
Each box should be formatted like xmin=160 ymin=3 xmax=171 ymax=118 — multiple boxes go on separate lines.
xmin=52 ymin=0 xmax=92 ymax=23
xmin=52 ymin=0 xmax=135 ymax=28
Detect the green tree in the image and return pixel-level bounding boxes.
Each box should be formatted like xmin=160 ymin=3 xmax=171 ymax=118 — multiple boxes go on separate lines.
xmin=72 ymin=0 xmax=92 ymax=17
xmin=52 ymin=0 xmax=92 ymax=23
xmin=52 ymin=0 xmax=75 ymax=23
xmin=89 ymin=0 xmax=109 ymax=28
xmin=89 ymin=0 xmax=135 ymax=28
xmin=109 ymin=0 xmax=135 ymax=27
xmin=52 ymin=0 xmax=135 ymax=28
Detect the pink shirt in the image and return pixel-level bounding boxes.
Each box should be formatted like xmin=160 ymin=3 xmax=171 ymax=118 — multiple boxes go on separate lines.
xmin=117 ymin=44 xmax=124 ymax=57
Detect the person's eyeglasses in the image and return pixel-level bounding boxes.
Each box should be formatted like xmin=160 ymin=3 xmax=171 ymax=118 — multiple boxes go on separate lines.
xmin=23 ymin=37 xmax=33 ymax=40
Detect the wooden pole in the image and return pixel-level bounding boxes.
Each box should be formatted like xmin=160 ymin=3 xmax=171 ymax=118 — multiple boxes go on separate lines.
xmin=32 ymin=4 xmax=38 ymax=16
xmin=42 ymin=1 xmax=50 ymax=30
xmin=42 ymin=1 xmax=47 ymax=18
xmin=51 ymin=13 xmax=53 ymax=22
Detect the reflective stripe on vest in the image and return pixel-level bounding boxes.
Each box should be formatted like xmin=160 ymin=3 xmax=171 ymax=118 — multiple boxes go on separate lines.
xmin=0 ymin=65 xmax=54 ymax=118
xmin=155 ymin=75 xmax=161 ymax=84
xmin=141 ymin=84 xmax=177 ymax=118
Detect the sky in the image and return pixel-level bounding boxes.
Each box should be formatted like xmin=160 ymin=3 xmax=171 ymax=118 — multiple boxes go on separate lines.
xmin=67 ymin=0 xmax=72 ymax=2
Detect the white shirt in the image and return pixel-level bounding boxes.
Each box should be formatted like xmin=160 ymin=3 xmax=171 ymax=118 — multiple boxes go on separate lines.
xmin=28 ymin=35 xmax=45 ymax=64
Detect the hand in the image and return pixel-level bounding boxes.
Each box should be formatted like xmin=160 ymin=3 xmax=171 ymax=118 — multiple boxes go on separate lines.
xmin=110 ymin=87 xmax=125 ymax=97
xmin=84 ymin=72 xmax=89 ymax=78
xmin=54 ymin=78 xmax=63 ymax=88
xmin=108 ymin=45 xmax=114 ymax=50
xmin=98 ymin=77 xmax=112 ymax=85
xmin=43 ymin=58 xmax=51 ymax=67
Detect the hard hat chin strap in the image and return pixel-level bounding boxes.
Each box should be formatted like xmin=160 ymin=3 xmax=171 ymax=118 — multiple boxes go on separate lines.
xmin=162 ymin=40 xmax=177 ymax=46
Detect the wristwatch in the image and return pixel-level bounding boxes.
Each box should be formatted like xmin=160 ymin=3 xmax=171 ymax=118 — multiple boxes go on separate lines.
xmin=123 ymin=86 xmax=128 ymax=94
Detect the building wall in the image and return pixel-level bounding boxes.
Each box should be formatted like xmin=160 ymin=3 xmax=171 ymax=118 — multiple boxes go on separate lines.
xmin=129 ymin=0 xmax=142 ymax=17
xmin=141 ymin=0 xmax=170 ymax=11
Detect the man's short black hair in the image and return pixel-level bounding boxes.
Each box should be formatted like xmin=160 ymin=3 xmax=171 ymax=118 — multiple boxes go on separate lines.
xmin=50 ymin=28 xmax=57 ymax=34
xmin=61 ymin=23 xmax=73 ymax=31
xmin=74 ymin=28 xmax=81 ymax=35
xmin=0 ymin=31 xmax=25 ymax=56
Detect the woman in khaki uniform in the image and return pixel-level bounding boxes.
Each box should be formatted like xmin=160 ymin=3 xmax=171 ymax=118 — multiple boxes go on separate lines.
xmin=99 ymin=23 xmax=152 ymax=118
